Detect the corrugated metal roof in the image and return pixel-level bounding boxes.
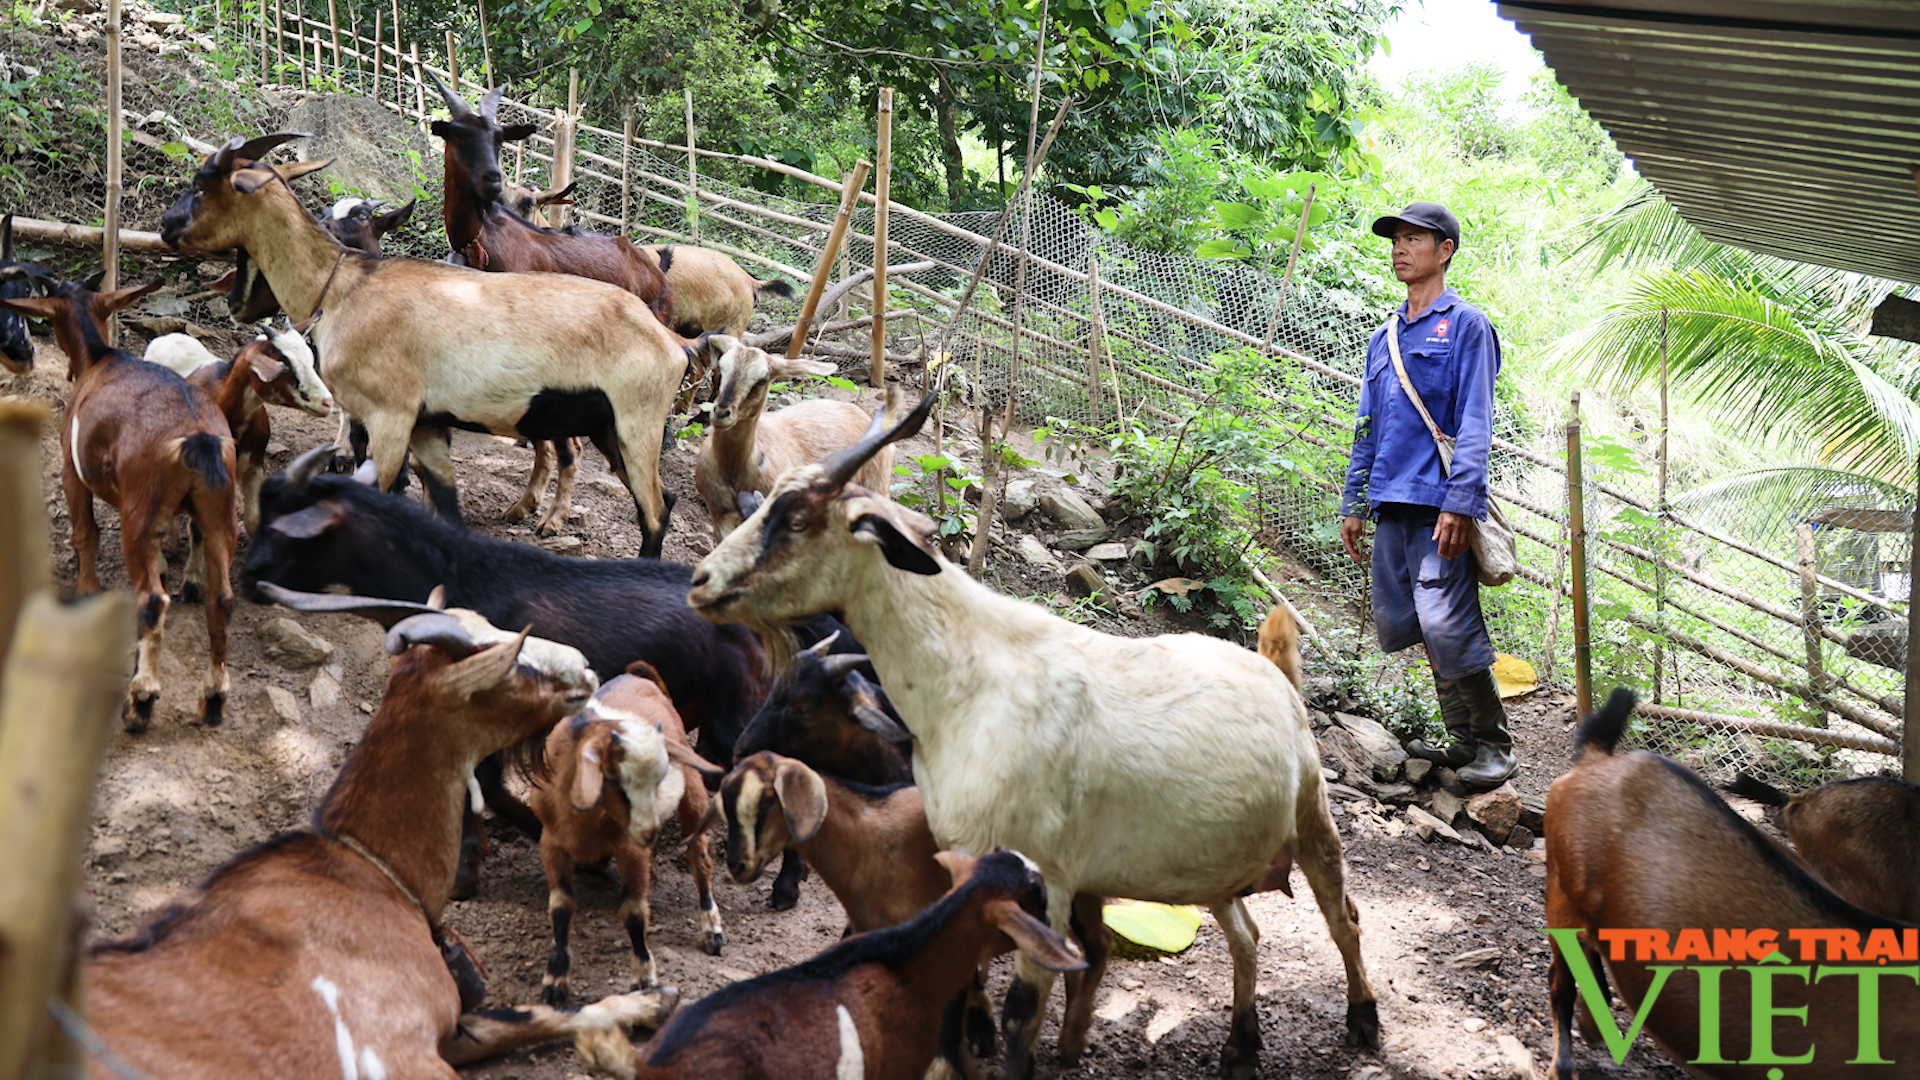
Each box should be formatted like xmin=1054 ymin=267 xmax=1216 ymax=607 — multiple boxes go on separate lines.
xmin=1498 ymin=1 xmax=1920 ymax=283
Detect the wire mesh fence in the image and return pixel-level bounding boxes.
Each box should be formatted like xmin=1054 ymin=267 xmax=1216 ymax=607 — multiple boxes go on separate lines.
xmin=16 ymin=4 xmax=1907 ymax=784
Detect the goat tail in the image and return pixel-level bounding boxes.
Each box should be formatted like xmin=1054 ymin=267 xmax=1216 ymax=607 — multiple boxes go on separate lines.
xmin=177 ymin=432 xmax=232 ymax=492
xmin=1725 ymin=772 xmax=1792 ymax=807
xmin=756 ymin=277 xmax=794 ymax=299
xmin=1257 ymin=601 xmax=1303 ymax=693
xmin=1571 ymin=686 xmax=1640 ymax=760
xmin=623 ymin=659 xmax=672 ymax=698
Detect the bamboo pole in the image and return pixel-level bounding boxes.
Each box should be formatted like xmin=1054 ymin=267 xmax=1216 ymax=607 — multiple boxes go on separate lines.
xmin=1569 ymin=392 xmax=1592 ymax=717
xmin=871 ymin=87 xmax=893 ymax=387
xmin=350 ymin=8 xmax=360 ymax=83
xmin=295 ymin=0 xmax=307 ymax=88
xmin=7 ymin=217 xmax=172 ymax=254
xmin=446 ymin=31 xmax=458 ymax=91
xmin=412 ymin=43 xmax=427 ymax=138
xmin=1086 ymin=254 xmax=1105 ymax=420
xmin=103 ymin=0 xmax=122 ymax=340
xmin=1797 ymin=523 xmax=1825 ymax=709
xmin=0 ymin=590 xmax=138 ymax=1078
xmin=260 ymin=0 xmax=269 ymax=82
xmin=785 ymin=161 xmax=871 ymax=360
xmin=371 ymin=8 xmax=382 ymax=100
xmin=1655 ymin=306 xmax=1669 ymax=703
xmin=620 ymin=114 xmax=633 ymax=238
xmin=275 ymin=0 xmax=286 ymax=79
xmin=391 ymin=0 xmax=402 ymax=98
xmin=328 ymin=0 xmax=341 ymax=74
xmin=0 ymin=403 xmax=49 ymax=684
xmin=477 ymin=0 xmax=493 ymax=84
xmin=684 ymin=86 xmax=699 ymax=243
xmin=1259 ymin=183 xmax=1316 ymax=356
xmin=1634 ymin=703 xmax=1896 ymax=756
xmin=1905 ymin=455 xmax=1920 ymax=781
xmin=549 ymin=69 xmax=578 ymax=231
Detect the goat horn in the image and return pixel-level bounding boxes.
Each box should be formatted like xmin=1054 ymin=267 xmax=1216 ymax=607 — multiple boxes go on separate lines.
xmin=820 ymin=392 xmax=935 ymax=489
xmin=219 ymin=132 xmax=311 ymax=172
xmin=478 ymin=85 xmax=506 ymax=118
xmin=284 ymin=444 xmax=338 ymax=492
xmin=386 ymin=612 xmax=481 ymax=660
xmin=428 ymin=70 xmax=476 ymax=119
xmin=803 ymin=629 xmax=841 ymax=658
xmin=255 ymin=581 xmax=442 ymax=630
xmin=818 ymin=652 xmax=869 ymax=679
xmin=2 ymin=213 xmax=12 ymax=262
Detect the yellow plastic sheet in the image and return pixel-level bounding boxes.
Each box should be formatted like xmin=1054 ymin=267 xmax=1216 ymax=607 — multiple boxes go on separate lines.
xmin=1103 ymin=901 xmax=1203 ymax=954
xmin=1492 ymin=653 xmax=1538 ymax=699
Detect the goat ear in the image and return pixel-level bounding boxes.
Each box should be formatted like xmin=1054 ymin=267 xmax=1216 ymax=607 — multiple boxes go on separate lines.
xmin=267 ymin=500 xmax=345 ymax=539
xmin=771 ymin=357 xmax=837 ymax=379
xmin=984 ymin=899 xmax=1087 ymax=973
xmin=666 ymin=738 xmax=727 ymax=792
xmin=430 ymin=120 xmax=455 ymax=139
xmin=427 ymin=585 xmax=448 ymax=610
xmin=501 ymin=123 xmax=539 ymax=143
xmin=735 ymin=490 xmax=764 ymax=521
xmin=375 ymin=198 xmax=416 ymax=233
xmin=0 ymin=295 xmax=60 ymax=322
xmin=934 ymin=849 xmax=978 ymax=887
xmin=444 ymin=626 xmax=529 ymax=698
xmin=571 ymin=728 xmax=614 ymax=812
xmin=232 ymin=165 xmax=281 ymax=194
xmin=847 ymin=673 xmax=913 ymax=744
xmin=290 ymin=312 xmax=320 ymax=334
xmin=246 ymin=349 xmax=286 ymax=384
xmin=773 ymin=759 xmax=829 ymax=844
xmin=274 ymin=159 xmax=333 ymax=184
xmin=845 ymin=497 xmax=941 ymax=576
xmin=99 ymin=278 xmax=164 ymax=313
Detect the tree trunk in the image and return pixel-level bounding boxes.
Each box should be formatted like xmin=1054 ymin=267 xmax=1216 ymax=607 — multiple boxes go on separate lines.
xmin=935 ymin=70 xmax=966 ymax=209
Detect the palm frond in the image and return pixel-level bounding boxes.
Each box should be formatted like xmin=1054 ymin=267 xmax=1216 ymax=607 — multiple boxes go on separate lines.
xmin=1673 ymin=464 xmax=1913 ymax=541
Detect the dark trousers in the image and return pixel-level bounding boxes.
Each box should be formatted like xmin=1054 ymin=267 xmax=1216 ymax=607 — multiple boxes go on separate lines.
xmin=1371 ymin=503 xmax=1494 ymax=680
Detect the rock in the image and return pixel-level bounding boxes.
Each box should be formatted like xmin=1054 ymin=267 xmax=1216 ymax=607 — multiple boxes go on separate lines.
xmin=1309 ymin=709 xmax=1332 ymax=730
xmin=1519 ymin=791 xmax=1548 ymax=834
xmin=1505 ymin=824 xmax=1535 ymax=852
xmin=1404 ymin=758 xmax=1433 ymax=784
xmin=1015 ymin=535 xmax=1062 ymax=572
xmin=1325 ymin=781 xmax=1371 ymax=803
xmin=359 ymin=701 xmax=374 ymax=714
xmin=1039 ymin=487 xmax=1104 ymax=531
xmin=1467 ymin=782 xmax=1523 ymax=845
xmin=1002 ymin=479 xmax=1038 ymax=518
xmin=309 ymin=670 xmax=342 ymax=710
xmin=141 ymin=11 xmax=184 ymax=26
xmin=1055 ymin=527 xmax=1111 ymax=552
xmin=1371 ymin=782 xmax=1415 ymax=804
xmin=1317 ymin=726 xmax=1377 ymax=789
xmin=55 ymin=0 xmax=99 ymax=12
xmin=1462 ymin=1016 xmax=1488 ymax=1033
xmin=1496 ymin=1033 xmax=1540 ymax=1080
xmin=1449 ymin=946 xmax=1504 ymax=969
xmin=1332 ymin=712 xmax=1407 ymax=781
xmin=1429 ymin=788 xmax=1466 ymax=826
xmin=1063 ymin=563 xmax=1119 ymax=614
xmin=1435 ymin=765 xmax=1469 ymax=797
xmin=266 ymin=686 xmax=303 ymax=725
xmin=261 ymin=617 xmax=334 ymax=668
xmin=545 ymin=535 xmax=585 ymax=553
xmin=1304 ymin=675 xmax=1336 ymax=701
xmin=287 ymin=95 xmax=437 ymax=202
xmin=1085 ymin=542 xmax=1129 ymax=561
xmin=1404 ymin=805 xmax=1464 ymax=845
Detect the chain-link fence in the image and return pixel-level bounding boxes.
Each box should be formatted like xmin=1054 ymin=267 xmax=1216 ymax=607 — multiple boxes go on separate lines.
xmin=17 ymin=4 xmax=1907 ymax=783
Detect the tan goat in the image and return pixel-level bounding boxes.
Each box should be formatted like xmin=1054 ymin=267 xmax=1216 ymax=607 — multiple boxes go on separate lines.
xmin=644 ymin=244 xmax=793 ymax=338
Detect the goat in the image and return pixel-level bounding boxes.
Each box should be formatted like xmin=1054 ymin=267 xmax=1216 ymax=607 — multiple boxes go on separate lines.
xmin=144 ymin=323 xmax=333 ymax=538
xmin=687 ymin=397 xmax=1380 ymax=1079
xmin=0 ymin=214 xmax=44 ymax=372
xmin=0 ymin=272 xmax=238 ymax=730
xmin=531 ymin=665 xmax=726 ymax=1006
xmin=500 ymin=180 xmax=576 ymax=228
xmin=1725 ymin=772 xmax=1920 ymax=922
xmin=324 ymin=196 xmax=417 ymax=255
xmin=85 ymin=599 xmax=684 ymax=1078
xmin=643 ymin=243 xmax=793 ymax=339
xmin=633 ymin=848 xmax=1084 ymax=1080
xmin=159 ymin=133 xmax=697 ymax=557
xmin=695 ymin=335 xmax=888 ymax=537
xmin=1546 ymin=688 xmax=1920 ymax=1079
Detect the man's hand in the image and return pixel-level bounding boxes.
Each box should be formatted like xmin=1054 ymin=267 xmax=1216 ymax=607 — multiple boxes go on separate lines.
xmin=1341 ymin=515 xmax=1369 ymax=563
xmin=1434 ymin=512 xmax=1473 ymax=561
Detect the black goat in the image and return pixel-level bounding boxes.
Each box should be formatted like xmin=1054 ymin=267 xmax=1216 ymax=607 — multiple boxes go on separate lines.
xmin=0 ymin=214 xmax=46 ymax=373
xmin=323 ymin=196 xmax=417 ymax=256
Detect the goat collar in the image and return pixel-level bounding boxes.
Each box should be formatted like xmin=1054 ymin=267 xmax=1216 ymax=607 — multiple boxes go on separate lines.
xmin=332 ymin=829 xmax=430 ymax=921
xmin=307 ymin=249 xmax=349 ymax=323
xmin=460 ymin=237 xmax=489 ymax=270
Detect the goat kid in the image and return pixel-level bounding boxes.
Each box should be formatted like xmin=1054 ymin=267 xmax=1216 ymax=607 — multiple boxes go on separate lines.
xmin=1546 ymin=688 xmax=1920 ymax=1080
xmin=532 ymin=665 xmax=727 ymax=1006
xmin=634 ymin=848 xmax=1084 ymax=1080
xmin=0 ymin=271 xmax=238 ymax=730
xmin=689 ymin=396 xmax=1379 ymax=1079
xmin=1725 ymin=772 xmax=1920 ymax=922
xmin=161 ymin=133 xmax=697 ymax=556
xmin=87 ymin=602 xmax=682 ymax=1079
xmin=324 ymin=196 xmax=417 ymax=255
xmin=695 ymin=335 xmax=888 ymax=538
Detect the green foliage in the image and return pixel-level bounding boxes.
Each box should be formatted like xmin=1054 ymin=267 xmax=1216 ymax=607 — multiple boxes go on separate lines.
xmin=893 ymin=452 xmax=980 ymax=542
xmin=0 ymin=50 xmax=96 ymax=207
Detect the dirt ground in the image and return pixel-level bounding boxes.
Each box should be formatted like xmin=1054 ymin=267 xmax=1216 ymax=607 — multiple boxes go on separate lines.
xmin=4 ymin=314 xmax=1694 ymax=1080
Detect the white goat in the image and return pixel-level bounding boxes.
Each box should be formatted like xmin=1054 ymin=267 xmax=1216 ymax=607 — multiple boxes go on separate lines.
xmin=688 ymin=397 xmax=1380 ymax=1080
xmin=693 ymin=334 xmax=888 ymax=538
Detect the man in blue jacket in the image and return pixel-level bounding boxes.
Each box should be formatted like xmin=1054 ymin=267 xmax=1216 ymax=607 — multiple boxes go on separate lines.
xmin=1339 ymin=201 xmax=1515 ymax=789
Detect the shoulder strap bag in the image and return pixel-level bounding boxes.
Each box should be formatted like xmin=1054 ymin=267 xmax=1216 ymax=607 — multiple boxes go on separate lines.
xmin=1383 ymin=313 xmax=1518 ymax=587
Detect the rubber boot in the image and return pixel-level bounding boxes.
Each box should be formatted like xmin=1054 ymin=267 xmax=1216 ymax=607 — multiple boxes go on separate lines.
xmin=1456 ymin=668 xmax=1517 ymax=789
xmin=1408 ymin=673 xmax=1475 ymax=767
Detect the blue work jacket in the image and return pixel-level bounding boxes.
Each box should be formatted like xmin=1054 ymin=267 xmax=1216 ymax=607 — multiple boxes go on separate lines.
xmin=1340 ymin=288 xmax=1501 ymax=521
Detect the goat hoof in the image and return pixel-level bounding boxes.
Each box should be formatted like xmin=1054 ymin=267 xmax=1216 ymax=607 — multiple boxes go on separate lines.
xmin=449 ymin=864 xmax=479 ymax=901
xmin=325 ymin=456 xmax=355 ymax=475
xmin=180 ymin=581 xmax=204 ymax=605
xmin=201 ymin=692 xmax=225 ymax=727
xmin=124 ymin=694 xmax=156 ymax=734
xmin=1345 ymin=1000 xmax=1381 ymax=1049
xmin=540 ymin=979 xmax=569 ymax=1006
xmin=769 ymin=884 xmax=800 ymax=912
xmin=703 ymin=931 xmax=723 ymax=956
xmin=966 ymin=1013 xmax=996 ymax=1059
xmin=501 ymin=503 xmax=532 ymax=524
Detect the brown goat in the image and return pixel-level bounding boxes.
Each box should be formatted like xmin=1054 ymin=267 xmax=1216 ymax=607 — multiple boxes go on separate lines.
xmin=530 ymin=665 xmax=726 ymax=1006
xmin=644 ymin=244 xmax=793 ymax=339
xmin=1546 ymin=688 xmax=1920 ymax=1080
xmin=0 ymin=272 xmax=238 ymax=730
xmin=85 ymin=605 xmax=679 ymax=1079
xmin=1727 ymin=773 xmax=1920 ymax=923
xmin=634 ymin=848 xmax=1084 ymax=1080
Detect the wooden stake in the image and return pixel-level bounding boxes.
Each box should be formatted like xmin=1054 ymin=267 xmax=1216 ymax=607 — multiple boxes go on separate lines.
xmin=549 ymin=69 xmax=578 ymax=231
xmin=1568 ymin=391 xmax=1592 ymax=717
xmin=392 ymin=0 xmax=402 ymax=98
xmin=786 ymin=161 xmax=871 ymax=360
xmin=684 ymin=86 xmax=699 ymax=242
xmin=871 ymin=87 xmax=892 ymax=387
xmin=1906 ymin=455 xmax=1920 ymax=780
xmin=446 ymin=31 xmax=458 ymax=91
xmin=0 ymin=402 xmax=49 ymax=683
xmin=477 ymin=0 xmax=493 ymax=84
xmin=295 ymin=0 xmax=306 ymax=89
xmin=1797 ymin=523 xmax=1826 ymax=710
xmin=0 ymin=591 xmax=137 ymax=1078
xmin=275 ymin=0 xmax=286 ymax=80
xmin=1086 ymin=254 xmax=1104 ymax=419
xmin=328 ymin=0 xmax=341 ymax=74
xmin=621 ymin=114 xmax=634 ymax=238
xmin=1655 ymin=305 xmax=1669 ymax=703
xmin=260 ymin=0 xmax=269 ymax=82
xmin=412 ymin=43 xmax=426 ymax=136
xmin=371 ymin=8 xmax=382 ymax=100
xmin=350 ymin=8 xmax=360 ymax=83
xmin=103 ymin=0 xmax=122 ymax=346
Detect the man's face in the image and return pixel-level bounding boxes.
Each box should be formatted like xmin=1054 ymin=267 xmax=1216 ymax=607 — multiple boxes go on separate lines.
xmin=1390 ymin=225 xmax=1452 ymax=284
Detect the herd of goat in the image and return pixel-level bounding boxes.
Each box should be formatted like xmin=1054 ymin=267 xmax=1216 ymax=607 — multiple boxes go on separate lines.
xmin=0 ymin=76 xmax=1912 ymax=1079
